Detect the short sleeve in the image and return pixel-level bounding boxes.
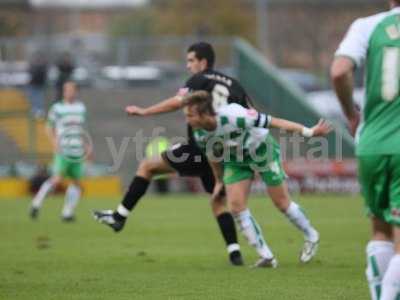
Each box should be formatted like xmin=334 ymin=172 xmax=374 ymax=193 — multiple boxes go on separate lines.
xmin=335 ymin=18 xmax=370 ymax=67
xmin=218 ymin=103 xmax=271 ymax=130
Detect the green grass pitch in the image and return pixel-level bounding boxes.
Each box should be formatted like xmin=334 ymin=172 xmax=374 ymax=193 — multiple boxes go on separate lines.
xmin=0 ymin=193 xmax=370 ymax=300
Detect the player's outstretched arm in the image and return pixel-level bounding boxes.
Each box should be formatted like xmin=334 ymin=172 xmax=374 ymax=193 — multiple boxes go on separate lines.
xmin=125 ymin=96 xmax=183 ymax=117
xmin=269 ymin=117 xmax=332 ymax=137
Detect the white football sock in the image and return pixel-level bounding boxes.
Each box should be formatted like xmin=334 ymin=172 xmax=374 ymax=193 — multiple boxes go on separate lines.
xmin=32 ymin=179 xmax=55 ymax=209
xmin=365 ymin=241 xmax=395 ymax=300
xmin=61 ymin=184 xmax=81 ymax=218
xmin=285 ymin=202 xmax=319 ymax=242
xmin=381 ymin=254 xmax=400 ymax=300
xmin=117 ymin=204 xmax=130 ymax=218
xmin=234 ymin=209 xmax=274 ymax=259
xmin=227 ymin=243 xmax=240 ymax=254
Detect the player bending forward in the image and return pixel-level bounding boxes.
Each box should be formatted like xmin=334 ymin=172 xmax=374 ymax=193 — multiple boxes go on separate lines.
xmin=30 ymin=81 xmax=91 ymax=221
xmin=183 ymin=91 xmax=331 ymax=267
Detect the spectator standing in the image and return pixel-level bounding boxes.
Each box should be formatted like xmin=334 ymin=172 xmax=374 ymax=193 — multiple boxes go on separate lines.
xmin=55 ymin=52 xmax=74 ymax=101
xmin=28 ymin=52 xmax=48 ymax=119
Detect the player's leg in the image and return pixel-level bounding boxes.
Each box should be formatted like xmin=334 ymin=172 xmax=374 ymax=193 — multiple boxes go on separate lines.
xmin=199 ymin=164 xmax=242 ymax=266
xmin=93 ymin=155 xmax=175 ymax=231
xmin=117 ymin=156 xmax=174 ymax=215
xmin=380 ymin=225 xmax=400 ymax=300
xmin=266 ymin=182 xmax=319 ymax=263
xmin=94 ymin=143 xmax=242 ymax=266
xmin=358 ymin=155 xmax=396 ymax=300
xmin=150 ymin=143 xmax=242 ymax=266
xmin=366 ymin=217 xmax=394 ymax=300
xmin=61 ymin=179 xmax=82 ymax=222
xmin=224 ymin=165 xmax=277 ymax=268
xmin=60 ymin=160 xmax=84 ymax=221
xmin=380 ymin=154 xmax=400 ymax=300
xmin=257 ymin=142 xmax=319 ymax=263
xmin=30 ymin=154 xmax=64 ymax=219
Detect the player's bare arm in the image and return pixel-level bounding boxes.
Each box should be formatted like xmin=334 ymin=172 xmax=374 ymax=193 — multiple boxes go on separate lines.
xmin=85 ymin=139 xmax=94 ymax=162
xmin=125 ymin=96 xmax=183 ymax=116
xmin=269 ymin=117 xmax=332 ymax=137
xmin=330 ymin=56 xmax=360 ymax=136
xmin=45 ymin=125 xmax=58 ymax=153
xmin=208 ymin=159 xmax=225 ymax=201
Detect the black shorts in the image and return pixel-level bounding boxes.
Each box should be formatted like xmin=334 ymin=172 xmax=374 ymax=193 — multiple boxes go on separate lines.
xmin=161 ymin=143 xmax=215 ymax=194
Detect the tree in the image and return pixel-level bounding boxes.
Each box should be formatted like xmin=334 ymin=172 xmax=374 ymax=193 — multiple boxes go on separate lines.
xmin=108 ymin=8 xmax=155 ymax=37
xmin=152 ymin=0 xmax=255 ymax=41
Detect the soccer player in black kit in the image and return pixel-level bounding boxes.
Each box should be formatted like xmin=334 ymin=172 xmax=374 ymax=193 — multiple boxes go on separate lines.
xmin=94 ymin=42 xmax=252 ymax=266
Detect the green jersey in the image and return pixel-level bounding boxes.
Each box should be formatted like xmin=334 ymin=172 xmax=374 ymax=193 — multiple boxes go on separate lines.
xmin=336 ymin=7 xmax=400 ymax=155
xmin=47 ymin=101 xmax=87 ymax=158
xmin=193 ymin=103 xmax=286 ymax=186
xmin=193 ymin=103 xmax=272 ymax=162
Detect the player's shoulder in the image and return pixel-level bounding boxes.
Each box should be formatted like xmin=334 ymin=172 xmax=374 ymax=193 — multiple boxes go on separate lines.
xmin=350 ymin=10 xmax=395 ymax=32
xmin=187 ymin=72 xmax=205 ymax=81
xmin=204 ymin=70 xmax=235 ymax=86
xmin=73 ymin=101 xmax=87 ymax=114
xmin=49 ymin=101 xmax=62 ymax=111
xmin=74 ymin=101 xmax=86 ymax=109
xmin=185 ymin=72 xmax=208 ymax=87
xmin=217 ymin=103 xmax=247 ymax=116
xmin=54 ymin=101 xmax=86 ymax=112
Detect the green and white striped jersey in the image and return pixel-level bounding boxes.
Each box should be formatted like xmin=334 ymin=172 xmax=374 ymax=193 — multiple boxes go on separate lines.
xmin=47 ymin=101 xmax=87 ymax=158
xmin=335 ymin=7 xmax=400 ymax=155
xmin=193 ymin=103 xmax=271 ymax=159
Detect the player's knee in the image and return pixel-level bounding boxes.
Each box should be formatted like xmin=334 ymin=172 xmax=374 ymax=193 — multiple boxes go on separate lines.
xmin=210 ymin=196 xmax=226 ymax=216
xmin=371 ymin=217 xmax=393 ymax=240
xmin=229 ymin=199 xmax=246 ymax=215
xmin=51 ymin=176 xmax=62 ymax=186
xmin=372 ymin=231 xmax=392 ymax=242
xmin=137 ymin=159 xmax=156 ymax=179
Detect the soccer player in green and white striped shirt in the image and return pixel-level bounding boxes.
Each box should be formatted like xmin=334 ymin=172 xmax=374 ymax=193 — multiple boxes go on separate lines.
xmin=30 ymin=81 xmax=91 ymax=222
xmin=332 ymin=1 xmax=400 ymax=299
xmin=182 ymin=91 xmax=331 ymax=267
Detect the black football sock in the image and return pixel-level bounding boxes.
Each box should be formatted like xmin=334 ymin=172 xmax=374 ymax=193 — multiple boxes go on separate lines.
xmin=113 ymin=176 xmax=150 ymax=221
xmin=216 ymin=212 xmax=240 ymax=250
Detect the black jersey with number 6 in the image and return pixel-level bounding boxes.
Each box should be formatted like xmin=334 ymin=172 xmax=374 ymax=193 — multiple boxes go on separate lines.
xmin=182 ymin=69 xmax=251 ymax=144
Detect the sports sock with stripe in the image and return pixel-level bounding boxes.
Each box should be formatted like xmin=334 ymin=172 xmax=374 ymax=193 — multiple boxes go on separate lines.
xmin=234 ymin=209 xmax=274 ymax=259
xmin=381 ymin=254 xmax=400 ymax=300
xmin=365 ymin=240 xmax=394 ymax=300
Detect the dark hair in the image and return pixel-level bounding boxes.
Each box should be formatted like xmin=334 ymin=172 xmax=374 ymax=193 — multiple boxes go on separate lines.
xmin=394 ymin=0 xmax=400 ymax=5
xmin=187 ymin=42 xmax=215 ymax=69
xmin=182 ymin=91 xmax=216 ymax=116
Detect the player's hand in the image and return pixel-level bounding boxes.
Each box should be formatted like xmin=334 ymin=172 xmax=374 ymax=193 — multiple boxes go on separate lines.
xmin=125 ymin=105 xmax=146 ymax=116
xmin=211 ymin=181 xmax=225 ymax=202
xmin=311 ymin=119 xmax=333 ymax=136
